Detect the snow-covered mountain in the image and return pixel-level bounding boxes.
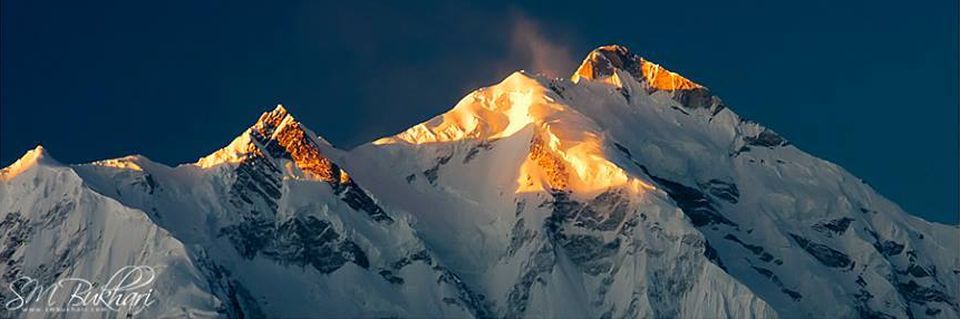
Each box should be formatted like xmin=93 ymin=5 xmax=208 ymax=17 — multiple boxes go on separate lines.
xmin=2 ymin=45 xmax=957 ymax=318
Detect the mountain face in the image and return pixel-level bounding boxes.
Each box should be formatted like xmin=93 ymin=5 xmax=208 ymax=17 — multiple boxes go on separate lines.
xmin=1 ymin=45 xmax=956 ymax=318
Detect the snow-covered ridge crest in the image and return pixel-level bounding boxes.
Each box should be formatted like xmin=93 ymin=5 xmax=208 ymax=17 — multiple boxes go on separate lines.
xmin=372 ymin=71 xmax=656 ymax=197
xmin=372 ymin=44 xmax=719 ymax=148
xmin=0 ymin=145 xmax=59 ymax=181
xmin=90 ymin=155 xmax=149 ymax=171
xmin=374 ymin=72 xmax=549 ymax=145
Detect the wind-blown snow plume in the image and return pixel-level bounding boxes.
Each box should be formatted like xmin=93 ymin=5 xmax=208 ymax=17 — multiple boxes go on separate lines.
xmin=508 ymin=14 xmax=574 ymax=78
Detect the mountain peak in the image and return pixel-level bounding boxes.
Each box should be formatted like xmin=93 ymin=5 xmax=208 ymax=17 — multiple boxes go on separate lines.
xmin=573 ymin=45 xmax=703 ymax=91
xmin=252 ymin=104 xmax=296 ymax=138
xmin=27 ymin=144 xmax=47 ymax=156
xmin=196 ymin=105 xmax=342 ymax=182
xmin=247 ymin=104 xmax=332 ymax=148
xmin=264 ymin=104 xmax=290 ymax=120
xmin=1 ymin=145 xmax=60 ymax=180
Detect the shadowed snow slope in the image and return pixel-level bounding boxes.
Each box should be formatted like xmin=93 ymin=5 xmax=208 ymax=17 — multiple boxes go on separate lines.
xmin=2 ymin=45 xmax=957 ymax=319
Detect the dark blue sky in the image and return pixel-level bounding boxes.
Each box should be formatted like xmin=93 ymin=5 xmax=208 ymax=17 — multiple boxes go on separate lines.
xmin=2 ymin=1 xmax=957 ymax=224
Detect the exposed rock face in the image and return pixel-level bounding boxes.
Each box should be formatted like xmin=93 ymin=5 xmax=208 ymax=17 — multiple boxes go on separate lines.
xmin=527 ymin=133 xmax=569 ymax=190
xmin=745 ymin=129 xmax=790 ymax=148
xmin=573 ymin=45 xmax=724 ymax=112
xmin=254 ymin=105 xmax=341 ymax=182
xmin=574 ymin=45 xmax=702 ymax=91
xmin=789 ymin=234 xmax=855 ymax=269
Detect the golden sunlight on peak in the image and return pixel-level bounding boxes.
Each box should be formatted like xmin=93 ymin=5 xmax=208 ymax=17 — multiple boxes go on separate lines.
xmin=195 ymin=130 xmax=258 ymax=168
xmin=262 ymin=104 xmax=290 ymax=122
xmin=1 ymin=145 xmax=55 ymax=181
xmin=271 ymin=117 xmax=341 ymax=182
xmin=196 ymin=105 xmax=307 ymax=169
xmin=639 ymin=58 xmax=703 ymax=91
xmin=572 ymin=45 xmax=703 ymax=91
xmin=255 ymin=104 xmax=296 ymax=135
xmin=515 ymin=128 xmax=655 ymax=197
xmin=364 ymin=67 xmax=656 ymax=198
xmin=375 ymin=72 xmax=553 ymax=146
xmin=92 ymin=157 xmax=144 ymax=171
xmin=195 ymin=105 xmax=342 ymax=184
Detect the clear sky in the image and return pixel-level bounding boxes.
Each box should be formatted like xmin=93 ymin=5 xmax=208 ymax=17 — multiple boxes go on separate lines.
xmin=2 ymin=1 xmax=957 ymax=223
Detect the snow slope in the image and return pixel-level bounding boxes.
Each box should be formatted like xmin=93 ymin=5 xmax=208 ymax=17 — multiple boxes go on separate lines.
xmin=1 ymin=45 xmax=956 ymax=318
xmin=0 ymin=147 xmax=220 ymax=318
xmin=2 ymin=107 xmax=489 ymax=318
